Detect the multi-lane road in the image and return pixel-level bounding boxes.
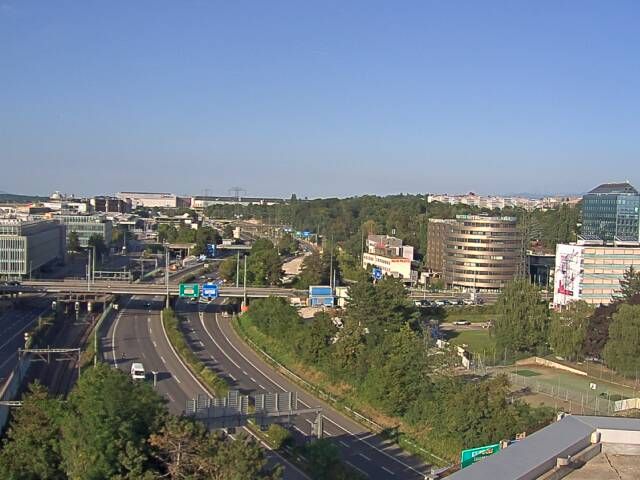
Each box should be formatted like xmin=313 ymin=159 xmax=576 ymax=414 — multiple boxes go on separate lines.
xmin=100 ymin=295 xmax=308 ymax=480
xmin=186 ymin=301 xmax=431 ymax=479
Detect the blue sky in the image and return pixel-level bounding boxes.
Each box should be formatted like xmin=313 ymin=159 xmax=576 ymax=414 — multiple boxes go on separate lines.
xmin=1 ymin=1 xmax=639 ymax=198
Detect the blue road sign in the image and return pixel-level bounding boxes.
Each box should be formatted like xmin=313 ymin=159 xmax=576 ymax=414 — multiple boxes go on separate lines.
xmin=206 ymin=243 xmax=216 ymax=258
xmin=372 ymin=267 xmax=383 ymax=280
xmin=201 ymin=283 xmax=219 ymax=299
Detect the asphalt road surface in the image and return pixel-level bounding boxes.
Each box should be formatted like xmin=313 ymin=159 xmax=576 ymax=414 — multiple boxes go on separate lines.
xmin=184 ymin=300 xmax=431 ymax=480
xmin=100 ymin=295 xmax=308 ymax=480
xmin=0 ymin=297 xmax=50 ymax=387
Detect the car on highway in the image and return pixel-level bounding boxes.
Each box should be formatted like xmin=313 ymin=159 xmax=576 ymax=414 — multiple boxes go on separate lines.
xmin=130 ymin=362 xmax=146 ymax=380
xmin=453 ymin=320 xmax=471 ymax=326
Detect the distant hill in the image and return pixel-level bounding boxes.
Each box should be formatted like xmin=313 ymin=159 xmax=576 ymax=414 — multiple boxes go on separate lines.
xmin=0 ymin=192 xmax=49 ymax=203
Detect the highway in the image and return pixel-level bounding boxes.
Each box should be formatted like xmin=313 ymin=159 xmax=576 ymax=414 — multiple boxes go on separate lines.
xmin=100 ymin=295 xmax=308 ymax=480
xmin=0 ymin=297 xmax=49 ymax=387
xmin=11 ymin=280 xmax=304 ymax=298
xmin=185 ymin=300 xmax=431 ymax=479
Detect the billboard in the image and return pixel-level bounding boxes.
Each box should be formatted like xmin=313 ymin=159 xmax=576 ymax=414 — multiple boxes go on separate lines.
xmin=553 ymin=244 xmax=583 ymax=306
xmin=460 ymin=443 xmax=501 ymax=468
xmin=309 ymin=285 xmax=332 ymax=297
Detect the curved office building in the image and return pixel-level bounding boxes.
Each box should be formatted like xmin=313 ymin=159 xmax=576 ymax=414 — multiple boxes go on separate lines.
xmin=444 ymin=215 xmax=522 ymax=291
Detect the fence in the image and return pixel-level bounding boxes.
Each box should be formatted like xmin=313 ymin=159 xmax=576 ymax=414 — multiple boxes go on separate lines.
xmin=507 ymin=372 xmax=617 ymax=415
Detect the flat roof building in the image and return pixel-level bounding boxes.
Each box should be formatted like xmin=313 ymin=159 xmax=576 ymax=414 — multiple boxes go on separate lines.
xmin=443 ymin=215 xmax=523 ymax=292
xmin=0 ymin=219 xmax=66 ymax=279
xmin=56 ymin=214 xmax=113 ymax=248
xmin=447 ymin=415 xmax=640 ymax=480
xmin=117 ymin=192 xmax=189 ymax=209
xmin=581 ymin=182 xmax=640 ymax=244
xmin=554 ymin=243 xmax=640 ymax=306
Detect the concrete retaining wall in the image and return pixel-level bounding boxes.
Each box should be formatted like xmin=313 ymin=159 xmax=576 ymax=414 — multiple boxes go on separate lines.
xmin=0 ymin=356 xmax=32 ymax=434
xmin=516 ymin=357 xmax=588 ymax=377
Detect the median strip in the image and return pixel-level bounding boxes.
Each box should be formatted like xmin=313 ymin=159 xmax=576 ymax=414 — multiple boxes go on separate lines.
xmin=161 ymin=307 xmax=228 ymax=397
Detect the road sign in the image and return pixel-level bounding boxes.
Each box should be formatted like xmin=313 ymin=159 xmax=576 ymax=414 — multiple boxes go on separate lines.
xmin=179 ymin=283 xmax=200 ymax=298
xmin=460 ymin=443 xmax=501 ymax=468
xmin=372 ymin=267 xmax=383 ymax=280
xmin=201 ymin=283 xmax=219 ymax=299
xmin=206 ymin=243 xmax=216 ymax=257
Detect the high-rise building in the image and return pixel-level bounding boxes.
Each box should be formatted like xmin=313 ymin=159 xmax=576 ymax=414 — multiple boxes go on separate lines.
xmin=581 ymin=182 xmax=640 ymax=243
xmin=0 ymin=219 xmax=66 ymax=279
xmin=441 ymin=215 xmax=523 ymax=291
xmin=426 ymin=219 xmax=456 ymax=274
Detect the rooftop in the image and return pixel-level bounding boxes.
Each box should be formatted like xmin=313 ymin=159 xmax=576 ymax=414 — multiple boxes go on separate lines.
xmin=587 ymin=182 xmax=639 ymax=195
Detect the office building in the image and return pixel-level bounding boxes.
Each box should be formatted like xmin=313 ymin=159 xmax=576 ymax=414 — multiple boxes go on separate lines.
xmin=0 ymin=219 xmax=66 ymax=279
xmin=91 ymin=196 xmax=132 ymax=214
xmin=581 ymin=182 xmax=640 ymax=243
xmin=527 ymin=252 xmax=555 ymax=289
xmin=116 ymin=192 xmax=189 ymax=209
xmin=426 ymin=219 xmax=456 ymax=274
xmin=361 ymin=234 xmax=415 ymax=282
xmin=57 ymin=214 xmax=113 ymax=248
xmin=553 ymin=243 xmax=640 ymax=306
xmin=443 ymin=215 xmax=523 ymax=291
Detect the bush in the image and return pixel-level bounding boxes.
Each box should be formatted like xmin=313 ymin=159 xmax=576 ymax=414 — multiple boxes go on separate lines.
xmin=162 ymin=308 xmax=228 ymax=396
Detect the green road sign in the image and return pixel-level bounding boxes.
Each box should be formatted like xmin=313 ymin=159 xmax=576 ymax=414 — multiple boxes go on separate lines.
xmin=460 ymin=443 xmax=501 ymax=468
xmin=179 ymin=283 xmax=200 ymax=298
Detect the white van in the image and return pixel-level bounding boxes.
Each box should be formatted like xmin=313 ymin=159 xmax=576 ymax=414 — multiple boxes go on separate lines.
xmin=130 ymin=362 xmax=146 ymax=380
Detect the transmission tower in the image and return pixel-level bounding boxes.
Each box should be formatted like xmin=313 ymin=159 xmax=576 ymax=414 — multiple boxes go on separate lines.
xmin=228 ymin=186 xmax=246 ymax=219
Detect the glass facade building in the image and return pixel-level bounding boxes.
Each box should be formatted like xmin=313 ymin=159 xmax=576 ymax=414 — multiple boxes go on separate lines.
xmin=581 ymin=183 xmax=640 ymax=243
xmin=57 ymin=214 xmax=113 ymax=248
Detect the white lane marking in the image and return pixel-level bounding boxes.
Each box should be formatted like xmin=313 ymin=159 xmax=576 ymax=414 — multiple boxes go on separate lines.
xmin=382 ymin=466 xmax=395 ymax=475
xmin=305 ymin=419 xmax=313 ymax=426
xmin=250 ymin=377 xmax=256 ymax=383
xmin=210 ymin=355 xmax=216 ymax=361
xmin=147 ymin=317 xmax=150 ymax=324
xmin=339 ymin=440 xmax=349 ymax=448
xmin=345 ymin=461 xmax=369 ymax=478
xmin=214 ymin=314 xmax=424 ymax=475
xmin=199 ymin=312 xmax=243 ymax=369
xmin=242 ymin=370 xmax=248 ymax=375
xmin=229 ymin=374 xmax=237 ymax=381
xmin=0 ymin=315 xmax=40 ymax=351
xmin=174 ymin=376 xmax=182 ymax=384
xmin=160 ymin=356 xmax=167 ymax=364
xmin=359 ymin=453 xmax=371 ymax=461
xmin=293 ymin=425 xmax=306 ymax=435
xmin=166 ymin=393 xmax=175 ymax=403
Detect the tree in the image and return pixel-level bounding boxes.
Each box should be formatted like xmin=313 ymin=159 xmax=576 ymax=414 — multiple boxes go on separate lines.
xmin=59 ymin=363 xmax=166 ymax=479
xmin=548 ymin=301 xmax=593 ymax=361
xmin=68 ymin=231 xmax=80 ymax=253
xmin=494 ymin=279 xmax=549 ymax=357
xmin=304 ymin=439 xmax=342 ymax=480
xmin=247 ymin=239 xmax=282 ymax=286
xmin=276 ymin=234 xmax=298 ymax=256
xmin=618 ymin=266 xmax=640 ymax=302
xmin=219 ymin=255 xmax=238 ymax=284
xmin=0 ymin=383 xmax=65 ymax=480
xmin=297 ymin=251 xmax=328 ymax=288
xmin=603 ymin=304 xmax=640 ymax=377
xmin=87 ymin=234 xmax=107 ymax=259
xmin=297 ymin=312 xmax=337 ymax=366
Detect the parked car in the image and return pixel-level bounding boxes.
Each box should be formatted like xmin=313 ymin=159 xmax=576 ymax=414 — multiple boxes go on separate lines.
xmin=453 ymin=320 xmax=471 ymax=326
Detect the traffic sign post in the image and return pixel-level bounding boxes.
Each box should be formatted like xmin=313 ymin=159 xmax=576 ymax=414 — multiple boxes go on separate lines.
xmin=201 ymin=283 xmax=219 ymax=300
xmin=179 ymin=283 xmax=200 ymax=298
xmin=372 ymin=267 xmax=383 ymax=281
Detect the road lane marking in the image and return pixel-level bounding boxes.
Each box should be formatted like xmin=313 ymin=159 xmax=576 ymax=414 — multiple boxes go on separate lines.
xmin=160 ymin=356 xmax=167 ymax=364
xmin=153 ymin=341 xmax=158 ymax=348
xmin=339 ymin=440 xmax=349 ymax=448
xmin=242 ymin=370 xmax=248 ymax=375
xmin=229 ymin=374 xmax=237 ymax=381
xmin=293 ymin=425 xmax=306 ymax=435
xmin=358 ymin=453 xmax=371 ymax=461
xmin=166 ymin=393 xmax=175 ymax=403
xmin=210 ymin=355 xmax=216 ymax=361
xmin=250 ymin=377 xmax=256 ymax=383
xmin=214 ymin=314 xmax=425 ymax=475
xmin=174 ymin=376 xmax=181 ymax=384
xmin=382 ymin=466 xmax=395 ymax=475
xmin=199 ymin=313 xmax=243 ymax=369
xmin=258 ymin=384 xmax=265 ymax=390
xmin=344 ymin=461 xmax=369 ymax=478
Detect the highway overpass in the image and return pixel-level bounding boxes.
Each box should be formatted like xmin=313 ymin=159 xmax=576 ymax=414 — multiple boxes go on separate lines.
xmin=1 ymin=280 xmax=306 ymax=299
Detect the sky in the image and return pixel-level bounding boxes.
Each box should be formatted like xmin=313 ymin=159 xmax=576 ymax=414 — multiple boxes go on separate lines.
xmin=1 ymin=1 xmax=639 ymax=199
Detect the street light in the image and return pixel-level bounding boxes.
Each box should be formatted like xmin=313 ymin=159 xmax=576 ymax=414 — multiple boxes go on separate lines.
xmin=152 ymin=371 xmax=158 ymax=388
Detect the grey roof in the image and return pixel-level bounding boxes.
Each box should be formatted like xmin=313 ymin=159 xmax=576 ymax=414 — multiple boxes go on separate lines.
xmin=587 ymin=182 xmax=638 ymax=195
xmin=448 ymin=415 xmax=640 ymax=480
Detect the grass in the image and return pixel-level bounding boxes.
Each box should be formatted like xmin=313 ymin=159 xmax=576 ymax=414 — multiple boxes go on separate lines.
xmin=515 ymin=369 xmax=541 ymax=377
xmin=162 ymin=308 xmax=228 ymax=397
xmin=445 ymin=329 xmax=496 ymax=355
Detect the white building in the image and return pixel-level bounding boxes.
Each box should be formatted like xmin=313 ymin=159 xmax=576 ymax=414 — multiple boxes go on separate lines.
xmin=117 ymin=192 xmax=180 ymax=208
xmin=554 ymin=243 xmax=640 ymax=306
xmin=362 ymin=252 xmax=413 ymax=281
